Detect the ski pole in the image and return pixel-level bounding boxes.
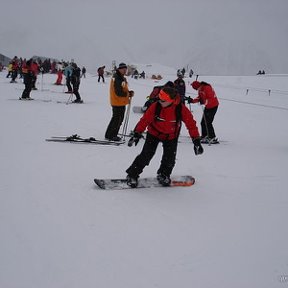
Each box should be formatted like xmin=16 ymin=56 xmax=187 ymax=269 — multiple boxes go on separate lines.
xmin=121 ymin=97 xmax=132 ymax=140
xmin=66 ymin=91 xmax=73 ymax=105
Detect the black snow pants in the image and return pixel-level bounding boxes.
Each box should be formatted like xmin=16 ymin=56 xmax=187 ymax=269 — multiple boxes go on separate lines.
xmin=201 ymin=106 xmax=218 ymax=138
xmin=126 ymin=133 xmax=178 ymax=178
xmin=105 ymin=106 xmax=126 ymax=139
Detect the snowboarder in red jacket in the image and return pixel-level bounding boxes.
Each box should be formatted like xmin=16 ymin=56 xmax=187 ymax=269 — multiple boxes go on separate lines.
xmin=126 ymin=86 xmax=203 ymax=188
xmin=187 ymin=81 xmax=219 ymax=144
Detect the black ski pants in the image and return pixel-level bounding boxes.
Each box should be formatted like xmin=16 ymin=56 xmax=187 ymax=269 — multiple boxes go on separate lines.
xmin=66 ymin=76 xmax=73 ymax=92
xmin=201 ymin=106 xmax=218 ymax=138
xmin=72 ymin=82 xmax=81 ymax=101
xmin=105 ymin=106 xmax=126 ymax=139
xmin=31 ymin=75 xmax=37 ymax=89
xmin=98 ymin=75 xmax=105 ymax=83
xmin=21 ymin=82 xmax=32 ymax=98
xmin=21 ymin=75 xmax=33 ymax=98
xmin=126 ymin=133 xmax=178 ymax=178
xmin=11 ymin=70 xmax=18 ymax=82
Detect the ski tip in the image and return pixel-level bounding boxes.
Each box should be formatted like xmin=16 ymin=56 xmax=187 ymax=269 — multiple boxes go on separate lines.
xmin=94 ymin=179 xmax=105 ymax=189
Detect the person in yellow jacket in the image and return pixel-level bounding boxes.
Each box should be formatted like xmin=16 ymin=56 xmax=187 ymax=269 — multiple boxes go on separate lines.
xmin=6 ymin=62 xmax=13 ymax=78
xmin=105 ymin=63 xmax=134 ymax=141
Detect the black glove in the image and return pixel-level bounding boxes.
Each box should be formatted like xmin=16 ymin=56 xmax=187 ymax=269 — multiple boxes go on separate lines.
xmin=129 ymin=90 xmax=135 ymax=97
xmin=185 ymin=96 xmax=193 ymax=104
xmin=193 ymin=138 xmax=204 ymax=155
xmin=128 ymin=131 xmax=142 ymax=147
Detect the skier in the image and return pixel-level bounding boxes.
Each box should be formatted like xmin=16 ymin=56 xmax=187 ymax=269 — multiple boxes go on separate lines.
xmin=81 ymin=66 xmax=86 ymax=78
xmin=105 ymin=63 xmax=134 ymax=141
xmin=126 ymin=86 xmax=203 ymax=188
xmin=189 ymin=69 xmax=194 ymax=78
xmin=55 ymin=69 xmax=63 ymax=85
xmin=63 ymin=63 xmax=73 ymax=93
xmin=30 ymin=60 xmax=39 ymax=90
xmin=174 ymin=71 xmax=186 ymax=103
xmin=10 ymin=59 xmax=19 ymax=83
xmin=132 ymin=69 xmax=139 ymax=79
xmin=71 ymin=63 xmax=83 ymax=103
xmin=97 ymin=66 xmax=105 ymax=83
xmin=139 ymin=71 xmax=145 ymax=79
xmin=6 ymin=62 xmax=13 ymax=78
xmin=20 ymin=59 xmax=33 ymax=99
xmin=187 ymin=81 xmax=219 ymax=144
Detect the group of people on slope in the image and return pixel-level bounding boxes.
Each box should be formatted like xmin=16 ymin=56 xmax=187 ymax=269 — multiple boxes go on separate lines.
xmin=20 ymin=60 xmax=83 ymax=103
xmin=62 ymin=62 xmax=83 ymax=103
xmin=20 ymin=61 xmax=108 ymax=102
xmin=104 ymin=63 xmax=219 ymax=188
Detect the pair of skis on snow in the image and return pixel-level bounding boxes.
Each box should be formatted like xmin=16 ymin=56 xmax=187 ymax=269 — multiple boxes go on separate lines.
xmin=46 ymin=134 xmax=125 ymax=146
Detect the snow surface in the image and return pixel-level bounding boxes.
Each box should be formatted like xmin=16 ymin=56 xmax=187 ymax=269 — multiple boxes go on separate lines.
xmin=1 ymin=66 xmax=288 ymax=288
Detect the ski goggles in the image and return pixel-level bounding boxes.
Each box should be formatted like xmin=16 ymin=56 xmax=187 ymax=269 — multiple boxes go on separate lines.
xmin=158 ymin=90 xmax=174 ymax=103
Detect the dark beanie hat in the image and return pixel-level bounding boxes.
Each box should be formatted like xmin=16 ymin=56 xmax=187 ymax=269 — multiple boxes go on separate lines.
xmin=118 ymin=63 xmax=127 ymax=69
xmin=164 ymin=81 xmax=175 ymax=88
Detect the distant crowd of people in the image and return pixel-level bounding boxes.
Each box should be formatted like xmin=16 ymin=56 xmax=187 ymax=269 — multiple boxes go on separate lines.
xmin=257 ymin=70 xmax=266 ymax=75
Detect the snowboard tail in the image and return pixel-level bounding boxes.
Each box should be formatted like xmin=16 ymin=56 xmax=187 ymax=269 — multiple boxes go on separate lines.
xmin=94 ymin=175 xmax=195 ymax=190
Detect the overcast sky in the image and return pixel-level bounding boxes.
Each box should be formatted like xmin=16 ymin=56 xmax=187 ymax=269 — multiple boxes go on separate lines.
xmin=1 ymin=0 xmax=288 ymax=74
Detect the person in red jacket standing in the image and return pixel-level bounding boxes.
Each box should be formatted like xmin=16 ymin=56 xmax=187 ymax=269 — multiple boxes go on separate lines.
xmin=30 ymin=60 xmax=39 ymax=90
xmin=126 ymin=86 xmax=203 ymax=188
xmin=188 ymin=81 xmax=219 ymax=144
xmin=55 ymin=69 xmax=63 ymax=85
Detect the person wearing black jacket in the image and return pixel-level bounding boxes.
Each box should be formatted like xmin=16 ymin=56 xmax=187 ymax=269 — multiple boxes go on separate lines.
xmin=71 ymin=63 xmax=83 ymax=103
xmin=20 ymin=59 xmax=33 ymax=99
xmin=174 ymin=71 xmax=186 ymax=103
xmin=97 ymin=66 xmax=105 ymax=83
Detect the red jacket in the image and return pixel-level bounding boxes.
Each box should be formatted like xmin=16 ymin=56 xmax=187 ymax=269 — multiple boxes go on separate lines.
xmin=135 ymin=97 xmax=200 ymax=141
xmin=12 ymin=61 xmax=18 ymax=71
xmin=192 ymin=84 xmax=219 ymax=109
xmin=30 ymin=62 xmax=39 ymax=75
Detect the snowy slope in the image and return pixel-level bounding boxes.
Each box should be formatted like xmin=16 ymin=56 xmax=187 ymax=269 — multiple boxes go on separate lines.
xmin=1 ymin=67 xmax=288 ymax=288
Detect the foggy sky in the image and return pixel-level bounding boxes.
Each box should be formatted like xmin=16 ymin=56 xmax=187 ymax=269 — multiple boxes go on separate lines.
xmin=1 ymin=0 xmax=288 ymax=75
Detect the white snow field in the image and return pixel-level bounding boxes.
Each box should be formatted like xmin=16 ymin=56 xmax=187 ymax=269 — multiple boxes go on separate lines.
xmin=1 ymin=66 xmax=288 ymax=288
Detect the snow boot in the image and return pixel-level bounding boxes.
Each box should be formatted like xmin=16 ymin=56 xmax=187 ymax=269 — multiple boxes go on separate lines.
xmin=126 ymin=175 xmax=139 ymax=188
xmin=73 ymin=99 xmax=83 ymax=103
xmin=200 ymin=136 xmax=209 ymax=144
xmin=210 ymin=137 xmax=219 ymax=144
xmin=157 ymin=174 xmax=171 ymax=186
